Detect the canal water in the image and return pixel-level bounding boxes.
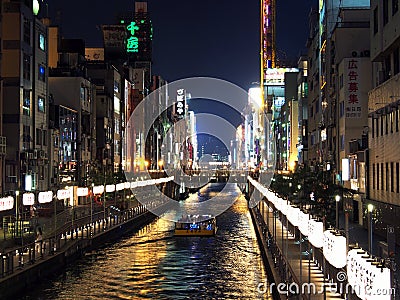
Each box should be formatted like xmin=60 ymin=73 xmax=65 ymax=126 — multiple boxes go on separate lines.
xmin=20 ymin=183 xmax=271 ymax=299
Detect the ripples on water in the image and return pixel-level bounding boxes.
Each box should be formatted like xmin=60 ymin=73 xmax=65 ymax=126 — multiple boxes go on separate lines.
xmin=21 ymin=184 xmax=271 ymax=299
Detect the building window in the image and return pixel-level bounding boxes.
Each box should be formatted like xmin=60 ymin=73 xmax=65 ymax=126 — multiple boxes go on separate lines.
xmin=315 ymin=100 xmax=320 ymax=113
xmin=23 ymin=17 xmax=31 ymax=44
xmin=372 ymin=118 xmax=375 ymax=138
xmin=340 ymin=101 xmax=345 ymax=118
xmin=377 ymin=163 xmax=380 ymax=190
xmin=397 ymin=162 xmax=399 ymax=193
xmin=385 ymin=114 xmax=389 ymax=134
xmin=390 ymin=111 xmax=394 ymax=133
xmin=38 ymin=96 xmax=45 ymax=112
xmin=23 ymin=54 xmax=31 ymax=81
xmin=23 ymin=89 xmax=30 ymax=116
xmin=339 ymin=74 xmax=343 ymax=89
xmin=391 ymin=162 xmax=394 ymax=192
xmin=385 ymin=55 xmax=391 ymax=80
xmin=310 ymin=106 xmax=314 ymax=118
xmin=386 ymin=162 xmax=389 ymax=191
xmin=23 ymin=125 xmax=30 ymax=151
xmin=36 ymin=128 xmax=42 ymax=145
xmin=394 ymin=48 xmax=399 ymax=76
xmin=303 ymin=82 xmax=308 ymax=98
xmin=114 ymin=80 xmax=119 ymax=93
xmin=374 ymin=7 xmax=379 ymax=34
xmin=384 ymin=0 xmax=389 ymax=25
xmin=340 ymin=134 xmax=345 ymax=151
xmin=396 ymin=108 xmax=399 ymax=132
xmin=80 ymin=86 xmax=84 ymax=101
xmin=393 ymin=0 xmax=399 ymax=15
xmin=381 ymin=115 xmax=384 ymax=136
xmin=373 ymin=164 xmax=376 ymax=189
xmin=5 ymin=164 xmax=16 ymax=183
xmin=381 ymin=163 xmax=384 ymax=190
xmin=39 ymin=33 xmax=45 ymax=51
xmin=38 ymin=64 xmax=45 ymax=81
xmin=43 ymin=130 xmax=47 ymax=146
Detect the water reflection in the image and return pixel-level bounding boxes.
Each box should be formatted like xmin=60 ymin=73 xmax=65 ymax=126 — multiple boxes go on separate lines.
xmin=21 ymin=183 xmax=271 ymax=300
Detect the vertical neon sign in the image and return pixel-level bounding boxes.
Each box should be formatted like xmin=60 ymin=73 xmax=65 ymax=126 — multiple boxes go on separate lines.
xmin=126 ymin=21 xmax=139 ymax=53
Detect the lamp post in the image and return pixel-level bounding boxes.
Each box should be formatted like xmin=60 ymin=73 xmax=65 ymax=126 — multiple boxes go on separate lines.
xmin=15 ymin=190 xmax=19 ymax=239
xmin=368 ymin=203 xmax=374 ymax=255
xmin=91 ymin=183 xmax=94 ymax=229
xmin=335 ymin=195 xmax=341 ymax=229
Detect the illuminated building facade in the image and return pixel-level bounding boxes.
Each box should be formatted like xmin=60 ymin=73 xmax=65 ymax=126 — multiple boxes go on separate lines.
xmin=296 ymin=56 xmax=309 ymax=167
xmin=307 ymin=0 xmax=369 ymax=176
xmin=261 ymin=0 xmax=276 ymax=74
xmin=49 ymin=104 xmax=78 ymax=185
xmin=265 ymin=68 xmax=298 ymax=171
xmin=2 ymin=0 xmax=50 ymax=193
xmin=331 ymin=8 xmax=371 ymax=225
xmin=367 ymin=0 xmax=400 ymax=241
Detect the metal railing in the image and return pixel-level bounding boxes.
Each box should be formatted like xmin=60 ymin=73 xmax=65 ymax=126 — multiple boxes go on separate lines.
xmin=0 ymin=204 xmax=151 ymax=280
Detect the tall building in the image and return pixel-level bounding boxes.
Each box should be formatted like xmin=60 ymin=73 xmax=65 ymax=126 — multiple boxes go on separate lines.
xmin=331 ymin=8 xmax=371 ymax=224
xmin=307 ymin=0 xmax=370 ymax=176
xmin=285 ymin=72 xmax=300 ymax=172
xmin=306 ymin=7 xmax=321 ymax=171
xmin=260 ymin=0 xmax=276 ymax=73
xmin=48 ymin=38 xmax=96 ymax=187
xmin=102 ymin=1 xmax=155 ymax=173
xmin=118 ymin=1 xmax=153 ymax=86
xmin=187 ymin=111 xmax=198 ymax=169
xmin=296 ymin=56 xmax=309 ymax=167
xmin=0 ymin=8 xmax=6 ymax=194
xmin=1 ymin=0 xmax=50 ymax=193
xmin=265 ymin=68 xmax=298 ymax=171
xmin=260 ymin=0 xmax=277 ymax=170
xmin=367 ymin=0 xmax=400 ymax=242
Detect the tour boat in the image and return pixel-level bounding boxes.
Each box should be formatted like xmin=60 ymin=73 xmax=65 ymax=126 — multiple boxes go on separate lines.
xmin=174 ymin=215 xmax=217 ymax=236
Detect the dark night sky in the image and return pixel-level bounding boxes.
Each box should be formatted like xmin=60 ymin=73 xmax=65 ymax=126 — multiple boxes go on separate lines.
xmin=47 ymin=0 xmax=317 ymax=91
xmin=47 ymin=0 xmax=317 ymax=150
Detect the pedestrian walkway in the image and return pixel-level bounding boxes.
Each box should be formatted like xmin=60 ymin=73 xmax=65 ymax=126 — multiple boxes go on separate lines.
xmin=253 ymin=207 xmax=343 ymax=300
xmin=0 ymin=204 xmax=151 ymax=281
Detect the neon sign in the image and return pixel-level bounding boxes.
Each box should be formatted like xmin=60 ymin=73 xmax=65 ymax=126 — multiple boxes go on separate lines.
xmin=126 ymin=21 xmax=139 ymax=53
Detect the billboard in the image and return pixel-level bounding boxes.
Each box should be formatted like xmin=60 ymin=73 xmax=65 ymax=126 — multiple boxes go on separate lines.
xmin=175 ymin=89 xmax=186 ymax=118
xmin=102 ymin=25 xmax=126 ymax=60
xmin=265 ymin=68 xmax=298 ymax=85
xmin=85 ymin=48 xmax=104 ymax=61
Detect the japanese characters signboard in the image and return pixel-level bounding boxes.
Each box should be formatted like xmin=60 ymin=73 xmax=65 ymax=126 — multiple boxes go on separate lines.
xmin=175 ymin=89 xmax=186 ymax=118
xmin=344 ymin=58 xmax=362 ymax=118
xmin=126 ymin=21 xmax=139 ymax=53
xmin=102 ymin=25 xmax=126 ymax=49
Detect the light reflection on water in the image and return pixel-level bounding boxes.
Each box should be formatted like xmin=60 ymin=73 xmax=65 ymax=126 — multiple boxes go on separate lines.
xmin=21 ymin=183 xmax=271 ymax=300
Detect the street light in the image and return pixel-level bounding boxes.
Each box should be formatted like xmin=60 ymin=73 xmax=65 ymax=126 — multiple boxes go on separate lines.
xmin=368 ymin=203 xmax=374 ymax=255
xmin=335 ymin=195 xmax=341 ymax=229
xmin=297 ymin=184 xmax=301 ymax=208
xmin=91 ymin=183 xmax=94 ymax=228
xmin=15 ymin=190 xmax=19 ymax=239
